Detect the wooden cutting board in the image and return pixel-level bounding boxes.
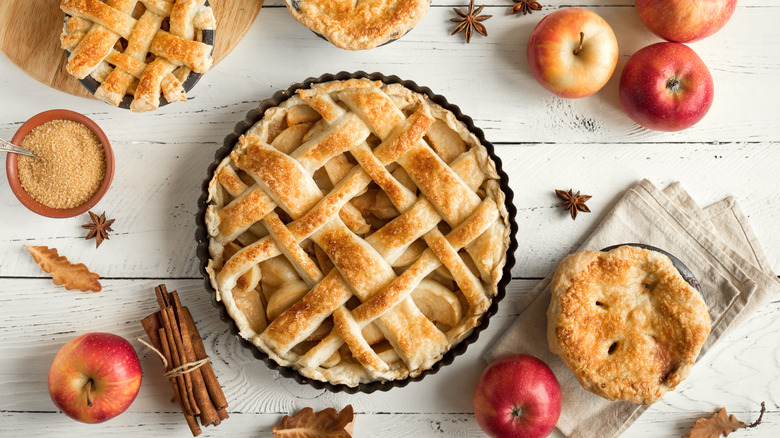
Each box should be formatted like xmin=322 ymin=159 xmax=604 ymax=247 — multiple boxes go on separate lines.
xmin=0 ymin=0 xmax=263 ymax=100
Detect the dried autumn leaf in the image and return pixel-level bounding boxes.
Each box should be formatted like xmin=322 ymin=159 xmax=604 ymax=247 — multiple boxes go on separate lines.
xmin=25 ymin=245 xmax=102 ymax=292
xmin=683 ymin=402 xmax=765 ymax=438
xmin=272 ymin=405 xmax=354 ymax=438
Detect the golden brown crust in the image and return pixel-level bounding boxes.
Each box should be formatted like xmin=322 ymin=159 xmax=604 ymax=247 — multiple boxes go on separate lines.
xmin=149 ymin=30 xmax=213 ymax=73
xmin=206 ymin=78 xmax=510 ymax=386
xmin=284 ymin=0 xmax=431 ymax=50
xmin=547 ymin=246 xmax=711 ymax=405
xmin=59 ymin=0 xmax=215 ymax=112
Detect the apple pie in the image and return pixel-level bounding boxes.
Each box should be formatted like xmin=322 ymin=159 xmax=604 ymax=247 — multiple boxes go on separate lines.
xmin=60 ymin=0 xmax=216 ymax=112
xmin=284 ymin=0 xmax=431 ymax=50
xmin=204 ymin=78 xmax=511 ymax=387
xmin=547 ymin=245 xmax=711 ymax=404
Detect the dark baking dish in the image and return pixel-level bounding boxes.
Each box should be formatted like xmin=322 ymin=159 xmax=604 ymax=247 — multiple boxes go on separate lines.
xmin=63 ymin=0 xmax=214 ymax=110
xmin=195 ymin=71 xmax=519 ymax=393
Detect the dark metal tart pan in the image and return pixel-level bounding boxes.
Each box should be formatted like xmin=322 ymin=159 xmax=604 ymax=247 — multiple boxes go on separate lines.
xmin=195 ymin=71 xmax=519 ymax=393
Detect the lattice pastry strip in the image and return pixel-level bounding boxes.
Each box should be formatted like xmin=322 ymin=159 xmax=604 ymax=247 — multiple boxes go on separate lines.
xmin=230 ymin=138 xmax=449 ymax=372
xmin=224 ymin=96 xmax=488 ymax=376
xmin=301 ymin=81 xmax=503 ymax=283
xmin=216 ymin=148 xmax=442 ymax=376
xmin=262 ymin=212 xmax=324 ymax=286
xmin=298 ymin=199 xmax=497 ymax=373
xmin=60 ymin=0 xmax=215 ymax=112
xmin=210 ymin=99 xmax=433 ymax=289
xmin=206 ymin=79 xmax=510 ymax=386
xmin=223 ymin=169 xmax=449 ymax=376
xmin=207 ymin=161 xmax=374 ymax=293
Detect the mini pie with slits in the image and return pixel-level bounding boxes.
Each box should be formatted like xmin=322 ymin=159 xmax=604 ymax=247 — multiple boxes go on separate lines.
xmin=547 ymin=246 xmax=711 ymax=405
xmin=205 ymin=78 xmax=510 ymax=386
xmin=284 ymin=0 xmax=431 ymax=50
xmin=59 ymin=0 xmax=216 ymax=112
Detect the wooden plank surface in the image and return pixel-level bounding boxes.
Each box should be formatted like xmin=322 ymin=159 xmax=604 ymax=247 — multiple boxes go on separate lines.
xmin=1 ymin=1 xmax=779 ymax=437
xmin=0 ymin=141 xmax=777 ymax=279
xmin=0 ymin=6 xmax=778 ymax=278
xmin=0 ymin=279 xmax=777 ymax=436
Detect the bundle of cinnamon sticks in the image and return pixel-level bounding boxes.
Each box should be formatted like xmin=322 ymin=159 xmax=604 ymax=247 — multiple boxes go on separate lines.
xmin=141 ymin=284 xmax=228 ymax=436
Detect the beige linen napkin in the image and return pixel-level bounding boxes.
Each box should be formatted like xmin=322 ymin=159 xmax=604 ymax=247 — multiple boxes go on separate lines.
xmin=486 ymin=179 xmax=780 ymax=438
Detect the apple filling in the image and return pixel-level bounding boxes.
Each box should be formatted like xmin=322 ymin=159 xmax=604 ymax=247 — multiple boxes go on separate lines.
xmin=205 ymin=79 xmax=510 ymax=386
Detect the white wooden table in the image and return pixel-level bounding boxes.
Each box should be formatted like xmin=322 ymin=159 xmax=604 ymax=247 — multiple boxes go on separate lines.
xmin=1 ymin=1 xmax=778 ymax=436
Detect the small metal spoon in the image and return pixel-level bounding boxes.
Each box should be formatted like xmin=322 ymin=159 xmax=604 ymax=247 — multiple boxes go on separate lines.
xmin=0 ymin=138 xmax=37 ymax=158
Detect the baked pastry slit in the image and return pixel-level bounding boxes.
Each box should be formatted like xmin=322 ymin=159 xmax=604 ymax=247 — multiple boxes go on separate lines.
xmin=548 ymin=246 xmax=711 ymax=404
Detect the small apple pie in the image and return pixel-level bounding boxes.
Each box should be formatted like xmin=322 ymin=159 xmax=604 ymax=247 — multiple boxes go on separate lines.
xmin=284 ymin=0 xmax=431 ymax=50
xmin=547 ymin=245 xmax=710 ymax=405
xmin=60 ymin=0 xmax=216 ymax=112
xmin=205 ymin=78 xmax=511 ymax=387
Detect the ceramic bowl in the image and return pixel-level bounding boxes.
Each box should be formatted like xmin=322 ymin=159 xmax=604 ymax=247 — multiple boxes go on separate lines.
xmin=6 ymin=109 xmax=115 ymax=218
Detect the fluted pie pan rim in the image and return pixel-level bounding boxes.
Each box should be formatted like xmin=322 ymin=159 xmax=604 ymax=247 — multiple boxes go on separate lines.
xmin=195 ymin=71 xmax=518 ymax=393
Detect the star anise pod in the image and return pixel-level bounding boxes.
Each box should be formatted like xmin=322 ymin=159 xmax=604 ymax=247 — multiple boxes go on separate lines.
xmin=82 ymin=211 xmax=115 ymax=248
xmin=510 ymin=0 xmax=542 ymax=15
xmin=451 ymin=0 xmax=492 ymax=44
xmin=555 ymin=189 xmax=592 ymax=220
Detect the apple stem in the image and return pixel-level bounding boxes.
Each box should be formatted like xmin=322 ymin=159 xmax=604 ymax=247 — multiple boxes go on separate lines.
xmin=573 ymin=32 xmax=584 ymax=55
xmin=666 ymin=76 xmax=682 ymax=93
xmin=85 ymin=380 xmax=93 ymax=408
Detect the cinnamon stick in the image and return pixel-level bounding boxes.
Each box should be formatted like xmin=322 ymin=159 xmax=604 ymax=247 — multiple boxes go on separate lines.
xmin=141 ymin=314 xmax=201 ymax=436
xmin=167 ymin=306 xmax=201 ymax=415
xmin=153 ymin=286 xmax=195 ymax=415
xmin=157 ymin=285 xmax=201 ymax=416
xmin=141 ymin=284 xmax=229 ymax=436
xmin=159 ymin=327 xmax=202 ymax=437
xmin=173 ymin=292 xmax=229 ymax=415
xmin=159 ymin=302 xmax=199 ymax=416
xmin=172 ymin=293 xmax=220 ymax=426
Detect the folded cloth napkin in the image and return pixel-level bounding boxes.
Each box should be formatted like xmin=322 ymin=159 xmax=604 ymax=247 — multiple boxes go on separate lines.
xmin=486 ymin=179 xmax=780 ymax=438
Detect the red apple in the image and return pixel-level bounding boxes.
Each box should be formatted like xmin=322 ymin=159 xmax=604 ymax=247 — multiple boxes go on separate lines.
xmin=48 ymin=332 xmax=142 ymax=423
xmin=527 ymin=8 xmax=619 ymax=99
xmin=619 ymin=42 xmax=714 ymax=132
xmin=473 ymin=354 xmax=562 ymax=438
xmin=636 ymin=0 xmax=737 ymax=43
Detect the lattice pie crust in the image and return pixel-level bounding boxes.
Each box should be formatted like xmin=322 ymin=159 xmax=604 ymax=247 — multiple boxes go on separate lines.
xmin=205 ymin=79 xmax=510 ymax=386
xmin=60 ymin=0 xmax=215 ymax=112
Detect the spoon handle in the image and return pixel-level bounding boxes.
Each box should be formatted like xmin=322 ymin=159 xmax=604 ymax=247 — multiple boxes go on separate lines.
xmin=0 ymin=138 xmax=37 ymax=158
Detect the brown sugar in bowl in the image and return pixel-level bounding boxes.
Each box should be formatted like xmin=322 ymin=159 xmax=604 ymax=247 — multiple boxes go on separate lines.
xmin=6 ymin=110 xmax=114 ymax=218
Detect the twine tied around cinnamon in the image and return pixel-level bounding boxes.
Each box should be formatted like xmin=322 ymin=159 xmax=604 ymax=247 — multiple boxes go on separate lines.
xmin=138 ymin=337 xmax=211 ymax=379
xmin=141 ymin=284 xmax=229 ymax=436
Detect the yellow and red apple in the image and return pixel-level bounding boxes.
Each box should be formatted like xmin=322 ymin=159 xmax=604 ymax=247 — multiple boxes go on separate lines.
xmin=48 ymin=332 xmax=142 ymax=423
xmin=636 ymin=0 xmax=737 ymax=43
xmin=527 ymin=8 xmax=619 ymax=99
xmin=619 ymin=42 xmax=714 ymax=132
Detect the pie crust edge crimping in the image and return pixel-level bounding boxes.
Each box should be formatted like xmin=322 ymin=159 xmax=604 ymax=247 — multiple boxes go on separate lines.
xmin=202 ymin=75 xmax=513 ymax=388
